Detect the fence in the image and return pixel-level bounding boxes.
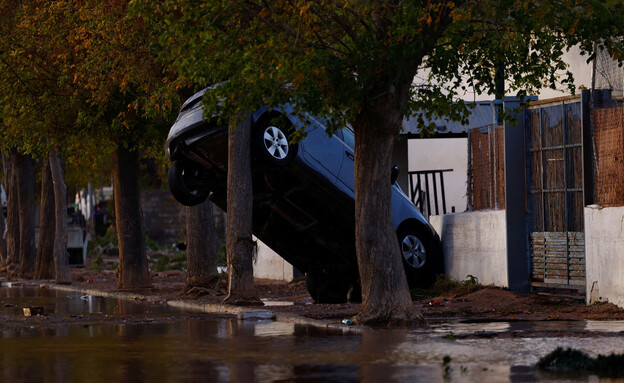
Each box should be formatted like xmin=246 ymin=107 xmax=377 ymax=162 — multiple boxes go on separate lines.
xmin=526 ymin=97 xmax=586 ymax=290
xmin=467 ymin=124 xmax=505 ymax=211
xmin=526 ymin=100 xmax=585 ymax=233
xmin=465 ymin=91 xmax=624 ymax=211
xmin=408 ymin=169 xmax=454 ymax=216
xmin=593 ymin=105 xmax=624 ymax=206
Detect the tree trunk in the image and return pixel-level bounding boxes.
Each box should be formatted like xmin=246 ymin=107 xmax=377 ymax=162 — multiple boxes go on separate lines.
xmin=4 ymin=152 xmax=19 ymax=272
xmin=17 ymin=153 xmax=37 ymax=278
xmin=49 ymin=152 xmax=71 ymax=284
xmin=0 ymin=156 xmax=7 ymax=266
xmin=185 ymin=200 xmax=220 ymax=292
xmin=353 ymin=88 xmax=423 ymax=326
xmin=0 ymin=200 xmax=6 ymax=267
xmin=112 ymin=142 xmax=151 ymax=289
xmin=222 ymin=112 xmax=262 ymax=305
xmin=34 ymin=158 xmax=56 ymax=280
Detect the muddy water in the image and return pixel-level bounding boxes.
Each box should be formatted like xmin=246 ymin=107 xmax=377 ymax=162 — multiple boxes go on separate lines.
xmin=1 ymin=287 xmax=623 ymax=382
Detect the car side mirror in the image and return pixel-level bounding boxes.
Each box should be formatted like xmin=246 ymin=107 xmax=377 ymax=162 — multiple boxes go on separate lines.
xmin=391 ymin=165 xmax=400 ymax=184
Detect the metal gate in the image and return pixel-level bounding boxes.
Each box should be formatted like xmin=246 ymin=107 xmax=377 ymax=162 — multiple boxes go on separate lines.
xmin=526 ymin=99 xmax=585 ymax=290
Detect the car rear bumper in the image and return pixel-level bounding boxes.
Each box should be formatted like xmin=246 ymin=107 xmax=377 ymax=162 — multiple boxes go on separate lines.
xmin=165 ymin=107 xmax=227 ymax=165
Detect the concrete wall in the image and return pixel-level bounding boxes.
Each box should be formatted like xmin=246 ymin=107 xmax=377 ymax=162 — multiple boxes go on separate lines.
xmin=585 ymin=206 xmax=624 ymax=308
xmin=430 ymin=210 xmax=508 ymax=287
xmin=408 ymin=138 xmax=468 ymax=214
xmin=140 ymin=191 xmax=227 ymax=246
xmin=253 ymin=237 xmax=296 ymax=281
xmin=141 ymin=190 xmax=184 ymax=245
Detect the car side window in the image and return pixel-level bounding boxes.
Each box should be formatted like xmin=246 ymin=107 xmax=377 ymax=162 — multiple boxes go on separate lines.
xmin=342 ymin=128 xmax=354 ymax=150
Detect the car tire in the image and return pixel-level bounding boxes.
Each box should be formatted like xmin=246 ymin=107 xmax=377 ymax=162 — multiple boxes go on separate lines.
xmin=397 ymin=226 xmax=442 ymax=288
xmin=168 ymin=161 xmax=210 ymax=206
xmin=305 ymin=272 xmax=357 ymax=304
xmin=254 ymin=117 xmax=298 ymax=165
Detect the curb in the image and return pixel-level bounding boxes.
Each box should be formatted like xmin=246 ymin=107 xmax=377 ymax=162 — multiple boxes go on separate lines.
xmin=37 ymin=282 xmax=366 ymax=333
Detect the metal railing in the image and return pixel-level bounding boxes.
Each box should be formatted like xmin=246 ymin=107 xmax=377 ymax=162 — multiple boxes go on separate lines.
xmin=408 ymin=169 xmax=453 ymax=216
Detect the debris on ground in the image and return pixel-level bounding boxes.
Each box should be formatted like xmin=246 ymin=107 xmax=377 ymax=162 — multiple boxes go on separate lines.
xmin=66 ymin=268 xmax=624 ymax=322
xmin=537 ymin=347 xmax=624 ymax=378
xmin=23 ymin=307 xmax=44 ymax=317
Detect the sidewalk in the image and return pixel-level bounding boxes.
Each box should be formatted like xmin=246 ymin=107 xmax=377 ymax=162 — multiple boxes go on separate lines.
xmin=10 ymin=268 xmax=624 ymax=328
xmin=42 ymin=282 xmax=366 ymax=333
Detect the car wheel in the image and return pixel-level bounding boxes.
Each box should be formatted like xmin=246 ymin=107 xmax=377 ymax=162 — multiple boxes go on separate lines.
xmin=255 ymin=117 xmax=297 ymax=165
xmin=168 ymin=161 xmax=210 ymax=206
xmin=397 ymin=226 xmax=441 ymax=288
xmin=305 ymin=272 xmax=358 ymax=304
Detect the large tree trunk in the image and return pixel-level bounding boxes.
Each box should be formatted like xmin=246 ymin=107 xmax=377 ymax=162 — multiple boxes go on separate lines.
xmin=112 ymin=143 xmax=151 ymax=289
xmin=49 ymin=152 xmax=71 ymax=284
xmin=222 ymin=112 xmax=261 ymax=305
xmin=0 ymin=157 xmax=7 ymax=266
xmin=185 ymin=200 xmax=220 ymax=292
xmin=4 ymin=152 xmax=19 ymax=271
xmin=0 ymin=200 xmax=6 ymax=267
xmin=17 ymin=153 xmax=37 ymax=278
xmin=353 ymin=86 xmax=422 ymax=326
xmin=34 ymin=158 xmax=56 ymax=280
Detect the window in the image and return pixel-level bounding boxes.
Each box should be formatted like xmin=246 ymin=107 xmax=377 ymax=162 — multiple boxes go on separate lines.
xmin=342 ymin=127 xmax=354 ymax=150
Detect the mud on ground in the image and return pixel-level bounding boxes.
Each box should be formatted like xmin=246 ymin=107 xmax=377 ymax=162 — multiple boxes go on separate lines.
xmin=68 ymin=268 xmax=624 ymax=323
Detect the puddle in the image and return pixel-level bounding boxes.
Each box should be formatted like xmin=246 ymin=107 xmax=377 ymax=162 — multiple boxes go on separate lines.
xmin=0 ymin=286 xmax=623 ymax=382
xmin=426 ymin=318 xmax=624 ymax=336
xmin=0 ymin=286 xmax=174 ymax=317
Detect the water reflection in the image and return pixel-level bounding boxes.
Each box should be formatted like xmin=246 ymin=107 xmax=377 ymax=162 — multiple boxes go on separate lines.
xmin=585 ymin=320 xmax=624 ymax=333
xmin=1 ymin=287 xmax=624 ymax=382
xmin=0 ymin=286 xmax=175 ymax=319
xmin=429 ymin=318 xmax=624 ymax=336
xmin=430 ymin=320 xmax=511 ymax=335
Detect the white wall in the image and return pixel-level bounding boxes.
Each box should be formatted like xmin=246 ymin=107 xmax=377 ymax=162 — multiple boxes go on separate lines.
xmin=538 ymin=46 xmax=593 ymax=99
xmin=451 ymin=46 xmax=593 ymax=101
xmin=408 ymin=137 xmax=468 ymax=214
xmin=430 ymin=210 xmax=508 ymax=287
xmin=584 ymin=206 xmax=624 ymax=308
xmin=414 ymin=45 xmax=592 ymax=102
xmin=253 ymin=237 xmax=295 ymax=281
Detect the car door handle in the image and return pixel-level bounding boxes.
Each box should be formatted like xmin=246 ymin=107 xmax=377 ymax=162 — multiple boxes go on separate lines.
xmin=345 ymin=151 xmax=354 ymax=160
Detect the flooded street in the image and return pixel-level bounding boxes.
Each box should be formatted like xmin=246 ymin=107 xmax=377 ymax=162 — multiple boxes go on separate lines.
xmin=1 ymin=286 xmax=623 ymax=382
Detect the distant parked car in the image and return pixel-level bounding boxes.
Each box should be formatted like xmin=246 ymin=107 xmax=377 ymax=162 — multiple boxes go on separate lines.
xmin=165 ymin=88 xmax=443 ymax=302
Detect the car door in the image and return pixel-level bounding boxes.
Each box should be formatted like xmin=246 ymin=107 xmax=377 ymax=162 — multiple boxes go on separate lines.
xmin=300 ymin=116 xmax=345 ymax=181
xmin=336 ymin=127 xmax=355 ymax=198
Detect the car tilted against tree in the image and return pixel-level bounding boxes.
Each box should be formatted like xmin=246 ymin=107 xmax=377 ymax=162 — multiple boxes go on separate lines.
xmin=165 ymin=88 xmax=444 ymax=303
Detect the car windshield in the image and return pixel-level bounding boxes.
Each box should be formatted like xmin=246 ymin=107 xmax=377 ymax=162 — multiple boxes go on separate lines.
xmin=342 ymin=127 xmax=354 ymax=150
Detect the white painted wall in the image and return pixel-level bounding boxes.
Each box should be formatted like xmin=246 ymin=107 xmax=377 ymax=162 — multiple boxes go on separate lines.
xmin=538 ymin=46 xmax=593 ymax=99
xmin=430 ymin=210 xmax=508 ymax=287
xmin=253 ymin=237 xmax=295 ymax=281
xmin=408 ymin=138 xmax=468 ymax=214
xmin=413 ymin=45 xmax=593 ymax=103
xmin=443 ymin=45 xmax=593 ymax=101
xmin=584 ymin=206 xmax=624 ymax=308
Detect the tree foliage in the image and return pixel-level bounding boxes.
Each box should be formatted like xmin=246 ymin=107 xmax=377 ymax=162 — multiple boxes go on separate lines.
xmin=132 ymin=0 xmax=624 ymax=324
xmin=139 ymin=0 xmax=624 ymax=128
xmin=0 ymin=0 xmax=188 ymax=286
xmin=2 ymin=0 xmax=624 ymax=319
xmin=0 ymin=0 xmax=185 ymax=181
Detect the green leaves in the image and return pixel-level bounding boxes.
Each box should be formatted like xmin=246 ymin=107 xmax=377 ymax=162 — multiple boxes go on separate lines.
xmin=0 ymin=0 xmax=187 ymax=185
xmin=3 ymin=0 xmax=624 ymax=185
